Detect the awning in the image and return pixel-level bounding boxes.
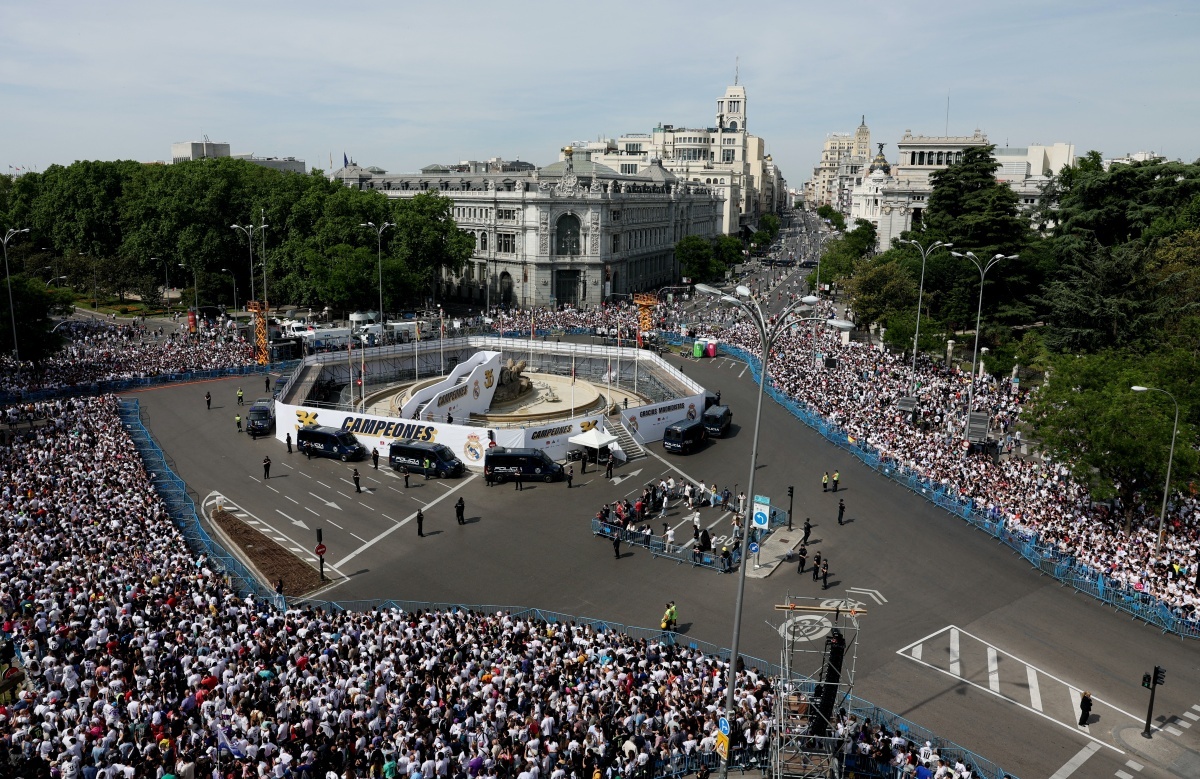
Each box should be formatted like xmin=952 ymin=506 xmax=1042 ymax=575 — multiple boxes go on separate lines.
xmin=568 ymin=428 xmax=618 ymax=450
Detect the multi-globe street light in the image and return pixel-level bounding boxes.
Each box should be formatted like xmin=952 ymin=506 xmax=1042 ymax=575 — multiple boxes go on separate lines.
xmin=360 ymin=221 xmax=394 ymax=333
xmin=2 ymin=227 xmax=31 ymax=371
xmin=1130 ymin=385 xmax=1180 ymax=558
xmin=898 ymin=239 xmax=952 ymax=391
xmin=694 ymin=282 xmax=852 ymax=778
xmin=951 ymin=251 xmax=1018 ymax=416
xmin=221 ymin=268 xmax=238 ymax=319
xmin=231 ymin=222 xmax=267 ymax=308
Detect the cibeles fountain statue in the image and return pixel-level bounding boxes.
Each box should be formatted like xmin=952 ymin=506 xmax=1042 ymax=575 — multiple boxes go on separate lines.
xmin=493 ymin=358 xmax=533 ymax=403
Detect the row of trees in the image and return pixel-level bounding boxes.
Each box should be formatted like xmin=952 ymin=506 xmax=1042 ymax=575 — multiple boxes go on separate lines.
xmin=673 ymin=211 xmax=782 ymax=282
xmin=1 ymin=158 xmax=474 ymax=360
xmin=821 ymin=147 xmax=1200 ymax=520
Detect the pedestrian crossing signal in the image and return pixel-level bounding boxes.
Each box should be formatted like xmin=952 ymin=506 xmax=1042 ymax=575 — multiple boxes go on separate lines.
xmin=1142 ymin=673 xmax=1152 ymax=689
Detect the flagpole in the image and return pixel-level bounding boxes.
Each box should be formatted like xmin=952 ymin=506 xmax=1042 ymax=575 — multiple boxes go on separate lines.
xmin=571 ymin=348 xmax=576 ymax=415
xmin=616 ymin=322 xmax=621 ymax=395
xmin=529 ymin=309 xmax=535 ymax=372
xmin=440 ymin=308 xmax=445 ymax=376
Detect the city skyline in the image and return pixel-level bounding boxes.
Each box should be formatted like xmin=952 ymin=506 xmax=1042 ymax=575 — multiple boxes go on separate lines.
xmin=2 ymin=1 xmax=1198 ymax=184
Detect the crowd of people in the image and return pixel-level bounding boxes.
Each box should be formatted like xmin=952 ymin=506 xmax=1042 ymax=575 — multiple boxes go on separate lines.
xmin=688 ymin=302 xmax=1199 ymax=619
xmin=0 ymin=319 xmax=255 ymax=397
xmin=0 ymin=394 xmax=796 ymax=778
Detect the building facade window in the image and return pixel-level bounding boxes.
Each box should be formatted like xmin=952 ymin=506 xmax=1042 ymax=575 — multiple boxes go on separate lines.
xmin=497 ymin=233 xmax=516 ymax=254
xmin=620 ymin=163 xmax=638 ymax=175
xmin=479 ymin=233 xmax=488 ymax=251
xmin=611 ymin=234 xmax=620 ymax=253
xmin=555 ymin=215 xmax=581 ymax=256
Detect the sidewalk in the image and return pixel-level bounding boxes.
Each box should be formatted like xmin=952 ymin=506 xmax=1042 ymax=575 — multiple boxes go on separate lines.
xmin=746 ymin=522 xmax=804 ymax=578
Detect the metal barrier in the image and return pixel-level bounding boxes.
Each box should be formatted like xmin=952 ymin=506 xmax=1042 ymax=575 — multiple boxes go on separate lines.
xmin=107 ymin=395 xmax=1015 ymax=779
xmin=116 ymin=398 xmax=284 ymax=611
xmin=701 ymin=341 xmax=1200 ymax=640
xmin=2 ymin=359 xmax=301 ymax=404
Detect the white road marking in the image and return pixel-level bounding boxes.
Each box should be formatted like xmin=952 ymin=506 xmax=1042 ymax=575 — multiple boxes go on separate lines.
xmin=305 ymin=507 xmax=319 ymax=515
xmin=987 ymin=647 xmax=1000 ymax=693
xmin=1164 ymin=725 xmax=1183 ymax=736
xmin=266 ymin=485 xmax=279 ymax=493
xmin=248 ymin=476 xmax=260 ymax=483
xmin=338 ymin=490 xmax=353 ymax=500
xmin=327 ymin=520 xmax=343 ymax=529
xmin=1027 ymin=665 xmax=1042 ymax=711
xmin=911 ymin=644 xmax=921 ymax=661
xmin=316 ymin=481 xmax=331 ymax=489
xmin=1048 ymin=742 xmax=1101 ymax=779
xmin=949 ymin=628 xmax=960 ymax=677
xmin=285 ymin=496 xmax=299 ymax=504
xmin=1068 ymin=688 xmax=1088 ymax=731
xmin=390 ymin=486 xmax=405 ymax=493
xmin=1184 ymin=711 xmax=1199 ymax=721
xmin=1173 ymin=717 xmax=1191 ymax=728
xmin=1115 ymin=771 xmax=1134 ymax=779
xmin=299 ymin=470 xmax=311 ymax=478
xmin=281 ymin=461 xmax=293 ymax=469
xmin=351 ymin=532 xmax=367 ymax=542
xmin=1125 ymin=759 xmax=1144 ymax=770
xmin=381 ymin=513 xmax=397 ymax=522
xmin=332 ymin=475 xmax=477 ymax=567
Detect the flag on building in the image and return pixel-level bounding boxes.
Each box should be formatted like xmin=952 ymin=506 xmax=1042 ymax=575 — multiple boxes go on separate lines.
xmin=344 ymin=152 xmax=349 ymax=168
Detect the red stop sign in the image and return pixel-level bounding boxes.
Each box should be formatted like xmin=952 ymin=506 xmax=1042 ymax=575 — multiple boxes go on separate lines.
xmin=315 ymin=543 xmax=327 ymax=556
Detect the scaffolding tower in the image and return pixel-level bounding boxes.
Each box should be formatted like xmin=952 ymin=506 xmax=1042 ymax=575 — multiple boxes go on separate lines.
xmin=771 ymin=594 xmax=863 ymax=779
xmin=248 ymin=301 xmax=269 ymax=365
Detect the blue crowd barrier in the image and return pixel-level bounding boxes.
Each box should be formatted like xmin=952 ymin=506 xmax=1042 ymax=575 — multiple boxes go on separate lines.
xmin=109 ymin=394 xmax=1015 ymax=779
xmin=3 ymin=359 xmax=301 ymax=404
xmin=702 ymin=340 xmax=1200 ymax=640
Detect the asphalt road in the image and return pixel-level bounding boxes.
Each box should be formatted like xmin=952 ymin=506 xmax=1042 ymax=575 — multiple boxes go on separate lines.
xmin=128 ymin=263 xmax=1200 ymax=779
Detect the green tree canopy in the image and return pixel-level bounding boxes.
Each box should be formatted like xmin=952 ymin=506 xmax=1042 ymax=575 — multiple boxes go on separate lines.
xmin=674 ymin=235 xmax=716 ymax=281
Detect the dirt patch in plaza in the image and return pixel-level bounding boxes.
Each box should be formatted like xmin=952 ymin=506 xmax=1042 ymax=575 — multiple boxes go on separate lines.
xmin=210 ymin=507 xmax=325 ymax=596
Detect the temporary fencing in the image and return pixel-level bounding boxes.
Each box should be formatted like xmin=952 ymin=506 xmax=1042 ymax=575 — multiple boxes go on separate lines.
xmin=660 ymin=333 xmax=1199 ymax=639
xmin=113 ymin=396 xmax=1016 ymax=779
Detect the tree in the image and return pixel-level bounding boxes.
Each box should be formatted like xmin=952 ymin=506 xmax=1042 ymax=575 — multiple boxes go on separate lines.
xmin=713 ymin=234 xmax=744 ymax=272
xmin=814 ymin=219 xmax=875 ymax=291
xmin=759 ymin=213 xmax=781 ymax=241
xmin=924 ymin=145 xmax=1027 ymax=259
xmin=674 ymin=236 xmax=715 ymax=281
xmin=816 ymin=204 xmax=846 ymax=231
xmin=845 ymin=258 xmax=917 ymax=328
xmin=1054 ymin=159 xmax=1200 ymax=247
xmin=0 ymin=275 xmax=70 ymax=363
xmin=1028 ymin=348 xmax=1199 ymax=529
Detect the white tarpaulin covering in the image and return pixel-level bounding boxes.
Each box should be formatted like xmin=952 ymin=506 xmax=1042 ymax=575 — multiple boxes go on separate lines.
xmin=568 ymin=428 xmax=618 ymax=450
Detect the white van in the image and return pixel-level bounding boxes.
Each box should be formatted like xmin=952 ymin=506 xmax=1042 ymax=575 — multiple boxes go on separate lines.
xmin=387 ymin=320 xmax=431 ymax=343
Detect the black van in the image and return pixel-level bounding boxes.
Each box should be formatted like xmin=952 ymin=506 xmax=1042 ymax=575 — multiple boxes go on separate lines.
xmin=484 ymin=447 xmax=564 ymax=483
xmin=663 ymin=418 xmax=707 ymax=454
xmin=297 ymin=426 xmax=367 ymax=461
xmin=702 ymin=405 xmax=732 ymax=437
xmin=389 ymin=439 xmax=464 ymax=478
xmin=246 ymin=398 xmax=275 ymax=435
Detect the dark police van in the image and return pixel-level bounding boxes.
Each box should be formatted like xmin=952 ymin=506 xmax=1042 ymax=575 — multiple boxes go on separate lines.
xmin=663 ymin=418 xmax=707 ymax=454
xmin=702 ymin=405 xmax=732 ymax=438
xmin=484 ymin=447 xmax=564 ymax=483
xmin=389 ymin=439 xmax=464 ymax=478
xmin=297 ymin=426 xmax=367 ymax=461
xmin=246 ymin=398 xmax=275 ymax=435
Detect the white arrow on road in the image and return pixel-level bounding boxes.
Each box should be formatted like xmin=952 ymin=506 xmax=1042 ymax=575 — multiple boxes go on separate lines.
xmin=846 ymin=587 xmax=887 ymax=605
xmin=611 ymin=468 xmax=643 ymax=485
xmin=276 ymin=509 xmax=310 ymax=529
xmin=308 ymin=492 xmax=342 ymax=511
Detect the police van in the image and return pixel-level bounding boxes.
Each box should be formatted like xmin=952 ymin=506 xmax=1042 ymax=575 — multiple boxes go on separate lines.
xmin=246 ymin=398 xmax=275 ymax=435
xmin=483 ymin=447 xmax=564 ymax=483
xmin=389 ymin=439 xmax=464 ymax=478
xmin=702 ymin=405 xmax=732 ymax=438
xmin=663 ymin=418 xmax=707 ymax=454
xmin=297 ymin=426 xmax=367 ymax=461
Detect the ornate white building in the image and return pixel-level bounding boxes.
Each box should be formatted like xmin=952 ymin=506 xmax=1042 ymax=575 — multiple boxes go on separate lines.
xmin=563 ymin=83 xmax=787 ymax=236
xmin=334 ymin=153 xmax=723 ymax=308
xmin=849 ymin=131 xmax=1075 ymax=251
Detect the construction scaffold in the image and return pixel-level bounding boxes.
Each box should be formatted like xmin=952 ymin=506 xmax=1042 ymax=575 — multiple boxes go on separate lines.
xmin=771 ymin=595 xmax=863 ymax=779
xmin=248 ymin=301 xmax=269 ymax=365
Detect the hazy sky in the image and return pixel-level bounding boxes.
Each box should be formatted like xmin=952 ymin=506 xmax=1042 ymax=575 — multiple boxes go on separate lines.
xmin=3 ymin=1 xmax=1198 ymax=185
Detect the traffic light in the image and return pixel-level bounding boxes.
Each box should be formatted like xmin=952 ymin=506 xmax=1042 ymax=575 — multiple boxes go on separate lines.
xmin=1154 ymin=666 xmax=1166 ymax=686
xmin=788 ymin=485 xmax=794 ymax=499
xmin=1143 ymin=673 xmax=1153 ymax=689
xmin=316 ymin=528 xmax=323 ymax=544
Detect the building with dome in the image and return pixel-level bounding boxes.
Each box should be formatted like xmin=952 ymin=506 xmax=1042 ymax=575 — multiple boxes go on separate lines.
xmin=332 ymin=152 xmax=723 ymax=308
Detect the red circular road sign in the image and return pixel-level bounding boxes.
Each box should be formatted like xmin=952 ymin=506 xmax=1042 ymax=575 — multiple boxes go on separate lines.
xmin=315 ymin=543 xmax=327 ymax=556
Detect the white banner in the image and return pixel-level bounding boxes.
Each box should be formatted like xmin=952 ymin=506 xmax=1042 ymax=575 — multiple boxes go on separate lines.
xmin=620 ymin=392 xmax=705 ymax=444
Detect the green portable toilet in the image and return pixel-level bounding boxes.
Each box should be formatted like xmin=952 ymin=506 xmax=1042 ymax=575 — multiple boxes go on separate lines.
xmin=693 ymin=339 xmax=705 ymax=358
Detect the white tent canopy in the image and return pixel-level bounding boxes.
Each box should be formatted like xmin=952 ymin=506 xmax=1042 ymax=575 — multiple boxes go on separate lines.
xmin=568 ymin=428 xmax=617 ymax=450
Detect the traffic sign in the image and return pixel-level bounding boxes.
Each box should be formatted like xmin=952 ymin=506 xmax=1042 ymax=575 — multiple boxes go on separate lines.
xmin=748 ymin=542 xmax=759 ymax=554
xmin=314 ymin=543 xmax=327 ymax=557
xmin=718 ymin=716 xmax=730 ymax=736
xmin=715 ymin=733 xmax=729 ymax=759
xmin=752 ymin=494 xmax=770 ymax=529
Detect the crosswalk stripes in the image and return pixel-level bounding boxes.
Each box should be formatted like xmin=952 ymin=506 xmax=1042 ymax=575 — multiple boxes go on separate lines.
xmin=896 ymin=625 xmax=1144 ymax=753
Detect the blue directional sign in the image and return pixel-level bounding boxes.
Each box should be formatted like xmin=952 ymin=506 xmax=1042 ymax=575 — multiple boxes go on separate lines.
xmin=748 ymin=542 xmax=760 ymax=554
xmin=718 ymin=717 xmax=730 ymax=736
xmin=752 ymin=494 xmax=770 ymax=529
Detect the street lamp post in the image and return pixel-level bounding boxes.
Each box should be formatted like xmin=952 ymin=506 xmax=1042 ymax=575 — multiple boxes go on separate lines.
xmin=694 ymin=283 xmax=852 ymax=778
xmin=221 ymin=268 xmax=238 ymax=320
xmin=1131 ymin=386 xmax=1180 ymax=558
xmin=153 ymin=257 xmax=169 ymax=312
xmin=179 ymin=263 xmax=198 ymax=311
xmin=951 ymin=251 xmax=1017 ymax=415
xmin=360 ymin=221 xmax=394 ymax=332
xmin=2 ymin=227 xmax=31 ymax=371
xmin=231 ymin=223 xmax=266 ymax=306
xmin=898 ymin=239 xmax=952 ymax=391
xmin=45 ymin=275 xmax=67 ymax=287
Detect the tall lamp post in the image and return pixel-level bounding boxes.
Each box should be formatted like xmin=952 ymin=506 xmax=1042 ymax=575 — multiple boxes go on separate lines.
xmin=898 ymin=239 xmax=951 ymax=390
xmin=231 ymin=223 xmax=266 ymax=306
xmin=694 ymin=282 xmax=852 ymax=778
xmin=1131 ymin=386 xmax=1180 ymax=558
xmin=221 ymin=268 xmax=238 ymax=320
xmin=153 ymin=257 xmax=170 ymax=312
xmin=951 ymin=251 xmax=1017 ymax=415
xmin=360 ymin=221 xmax=394 ymax=331
xmin=2 ymin=227 xmax=31 ymax=371
xmin=179 ymin=263 xmax=198 ymax=311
